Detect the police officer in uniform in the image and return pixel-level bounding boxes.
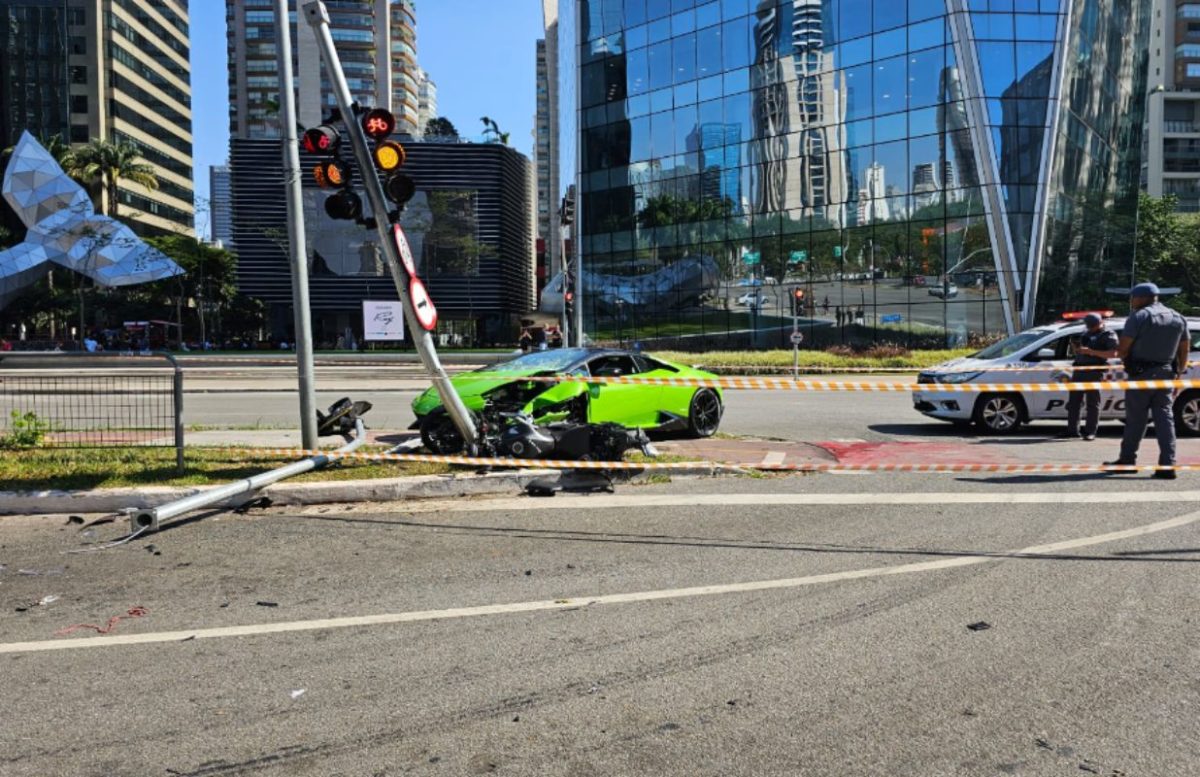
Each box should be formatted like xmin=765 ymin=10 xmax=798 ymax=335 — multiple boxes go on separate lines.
xmin=1098 ymin=283 xmax=1190 ymax=479
xmin=1055 ymin=312 xmax=1118 ymax=441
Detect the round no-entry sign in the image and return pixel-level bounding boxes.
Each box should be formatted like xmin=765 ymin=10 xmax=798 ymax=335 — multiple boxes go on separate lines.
xmin=790 ymin=332 xmax=804 ymax=345
xmin=409 ymin=277 xmax=438 ymax=331
xmin=393 ymin=224 xmax=418 ymax=278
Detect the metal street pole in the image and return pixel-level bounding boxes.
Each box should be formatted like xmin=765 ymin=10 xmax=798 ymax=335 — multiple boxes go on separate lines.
xmin=276 ymin=0 xmax=318 ymax=449
xmin=302 ymin=1 xmax=477 ymax=447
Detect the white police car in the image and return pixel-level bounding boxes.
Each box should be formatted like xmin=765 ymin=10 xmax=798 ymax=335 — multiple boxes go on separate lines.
xmin=913 ymin=312 xmax=1200 ymax=435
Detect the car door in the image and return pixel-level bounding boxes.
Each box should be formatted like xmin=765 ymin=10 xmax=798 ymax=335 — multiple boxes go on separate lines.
xmin=585 ymin=354 xmax=660 ymax=427
xmin=1018 ymin=332 xmax=1075 ymax=421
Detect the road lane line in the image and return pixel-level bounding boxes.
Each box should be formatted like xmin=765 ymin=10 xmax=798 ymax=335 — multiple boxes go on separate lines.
xmin=397 ymin=491 xmax=1200 ymax=513
xmin=1 ymin=510 xmax=1195 ymax=656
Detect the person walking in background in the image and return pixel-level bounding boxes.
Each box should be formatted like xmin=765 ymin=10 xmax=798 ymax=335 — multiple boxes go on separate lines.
xmin=1096 ymin=283 xmax=1190 ymax=479
xmin=1055 ymin=312 xmax=1118 ymax=440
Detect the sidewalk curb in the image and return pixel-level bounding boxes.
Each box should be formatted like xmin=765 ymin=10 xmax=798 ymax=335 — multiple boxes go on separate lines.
xmin=0 ymin=466 xmax=725 ymax=516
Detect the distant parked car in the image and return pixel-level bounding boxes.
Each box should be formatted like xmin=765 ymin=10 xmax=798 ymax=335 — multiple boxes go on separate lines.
xmin=929 ymin=281 xmax=958 ymax=299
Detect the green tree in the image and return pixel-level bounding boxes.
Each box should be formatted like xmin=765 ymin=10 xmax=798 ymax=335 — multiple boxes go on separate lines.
xmin=424 ymin=117 xmax=459 ymax=139
xmin=68 ymin=138 xmax=158 ymax=218
xmin=1136 ymin=193 xmax=1200 ymax=313
xmin=146 ymin=235 xmax=238 ymax=345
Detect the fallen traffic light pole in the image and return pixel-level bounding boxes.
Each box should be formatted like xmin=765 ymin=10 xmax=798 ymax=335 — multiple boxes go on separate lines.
xmin=301 ymin=0 xmax=479 ymax=450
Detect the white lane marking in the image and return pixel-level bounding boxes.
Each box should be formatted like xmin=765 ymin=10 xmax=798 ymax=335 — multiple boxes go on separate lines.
xmin=760 ymin=451 xmax=787 ymax=467
xmin=1 ymin=510 xmax=1196 ymax=656
xmin=399 ymin=491 xmax=1200 ymax=513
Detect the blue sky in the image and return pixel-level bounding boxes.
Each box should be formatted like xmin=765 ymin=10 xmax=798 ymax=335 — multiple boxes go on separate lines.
xmin=190 ymin=1 xmax=545 ymax=237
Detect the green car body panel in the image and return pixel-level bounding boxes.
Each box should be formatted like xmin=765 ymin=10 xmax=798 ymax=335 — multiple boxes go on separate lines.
xmin=410 ymin=351 xmax=722 ymax=431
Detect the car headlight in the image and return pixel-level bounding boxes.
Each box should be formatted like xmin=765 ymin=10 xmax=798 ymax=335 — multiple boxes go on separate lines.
xmin=935 ymin=371 xmax=983 ymax=384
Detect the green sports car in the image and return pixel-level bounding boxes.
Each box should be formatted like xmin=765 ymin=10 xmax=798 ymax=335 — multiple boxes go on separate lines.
xmin=411 ymin=347 xmax=724 ymax=453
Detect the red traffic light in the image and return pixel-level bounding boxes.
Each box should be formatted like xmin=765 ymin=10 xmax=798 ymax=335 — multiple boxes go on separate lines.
xmin=565 ymin=290 xmax=574 ymax=303
xmin=313 ymin=159 xmax=350 ymax=189
xmin=793 ymin=288 xmax=806 ymax=300
xmin=324 ymin=189 xmax=362 ymax=221
xmin=383 ymin=172 xmax=416 ymax=205
xmin=362 ymin=108 xmax=396 ymax=140
xmin=302 ymin=125 xmax=340 ymax=154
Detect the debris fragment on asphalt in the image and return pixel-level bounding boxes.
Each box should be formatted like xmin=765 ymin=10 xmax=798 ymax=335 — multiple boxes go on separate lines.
xmin=290 ymin=689 xmax=306 ymax=700
xmin=54 ymin=605 xmax=148 ymax=636
xmin=967 ymin=621 xmax=992 ymax=631
xmin=256 ymin=601 xmax=279 ymax=607
xmin=66 ymin=516 xmax=84 ymax=525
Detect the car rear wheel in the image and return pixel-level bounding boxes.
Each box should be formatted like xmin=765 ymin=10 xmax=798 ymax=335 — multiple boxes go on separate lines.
xmin=419 ymin=411 xmax=466 ymax=454
xmin=1175 ymin=390 xmax=1200 ymax=437
xmin=973 ymin=393 xmax=1024 ymax=434
xmin=687 ymin=389 xmax=723 ymax=438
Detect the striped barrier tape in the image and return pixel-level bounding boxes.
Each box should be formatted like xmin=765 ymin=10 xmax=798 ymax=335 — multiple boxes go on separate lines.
xmin=238 ymin=447 xmax=1198 ymax=473
xmin=451 ymin=373 xmax=1200 ymax=393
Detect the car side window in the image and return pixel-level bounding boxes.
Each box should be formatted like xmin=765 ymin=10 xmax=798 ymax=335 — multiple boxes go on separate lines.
xmin=589 ymin=355 xmax=639 ymax=377
xmin=1190 ymin=329 xmax=1200 ymax=352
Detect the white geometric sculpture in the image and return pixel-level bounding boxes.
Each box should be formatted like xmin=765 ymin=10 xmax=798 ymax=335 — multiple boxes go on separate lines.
xmin=0 ymin=131 xmax=183 ymax=308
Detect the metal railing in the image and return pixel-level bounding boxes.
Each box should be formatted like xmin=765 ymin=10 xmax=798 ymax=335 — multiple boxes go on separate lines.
xmin=0 ymin=351 xmax=184 ymax=471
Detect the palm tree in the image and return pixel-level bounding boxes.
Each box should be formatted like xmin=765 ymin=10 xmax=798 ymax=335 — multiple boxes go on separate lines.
xmin=68 ymin=138 xmax=158 ymax=218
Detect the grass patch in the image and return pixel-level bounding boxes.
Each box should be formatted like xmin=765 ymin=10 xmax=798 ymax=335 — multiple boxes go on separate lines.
xmin=652 ymin=347 xmax=974 ymax=371
xmin=0 ymin=446 xmax=453 ymax=492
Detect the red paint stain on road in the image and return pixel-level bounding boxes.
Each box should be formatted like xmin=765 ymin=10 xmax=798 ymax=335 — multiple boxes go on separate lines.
xmin=818 ymin=441 xmax=1022 ymax=467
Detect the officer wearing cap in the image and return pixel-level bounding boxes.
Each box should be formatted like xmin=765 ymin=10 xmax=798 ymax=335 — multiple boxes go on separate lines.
xmin=1094 ymin=283 xmax=1189 ymax=478
xmin=1056 ymin=312 xmax=1118 ymax=441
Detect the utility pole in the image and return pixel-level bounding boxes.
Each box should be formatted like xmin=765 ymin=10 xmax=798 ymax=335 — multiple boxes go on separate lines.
xmin=302 ymin=0 xmax=477 ymax=447
xmin=276 ymin=0 xmax=319 ymax=449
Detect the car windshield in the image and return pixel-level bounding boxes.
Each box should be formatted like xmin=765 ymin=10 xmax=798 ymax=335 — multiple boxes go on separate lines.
xmin=482 ymin=349 xmax=588 ymax=374
xmin=971 ymin=330 xmax=1053 ymax=360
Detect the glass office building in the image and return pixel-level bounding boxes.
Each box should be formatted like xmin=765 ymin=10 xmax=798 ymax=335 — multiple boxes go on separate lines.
xmin=570 ymin=0 xmax=1151 ymax=349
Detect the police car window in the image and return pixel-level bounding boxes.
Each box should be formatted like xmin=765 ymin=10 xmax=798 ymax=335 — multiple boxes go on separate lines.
xmin=1191 ymin=329 xmax=1200 ymax=352
xmin=973 ymin=330 xmax=1052 ymax=360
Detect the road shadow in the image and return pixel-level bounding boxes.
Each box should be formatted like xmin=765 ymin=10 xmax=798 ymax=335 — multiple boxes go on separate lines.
xmin=955 ymin=473 xmax=1146 ymax=485
xmin=294 ymin=513 xmax=1200 ymax=565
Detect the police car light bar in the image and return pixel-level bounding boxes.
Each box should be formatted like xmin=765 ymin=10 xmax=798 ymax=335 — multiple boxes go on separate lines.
xmin=1061 ymin=310 xmax=1114 ymax=320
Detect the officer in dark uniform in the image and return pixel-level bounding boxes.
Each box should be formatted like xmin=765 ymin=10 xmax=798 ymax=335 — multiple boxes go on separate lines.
xmin=1097 ymin=283 xmax=1190 ymax=479
xmin=1055 ymin=312 xmax=1118 ymax=440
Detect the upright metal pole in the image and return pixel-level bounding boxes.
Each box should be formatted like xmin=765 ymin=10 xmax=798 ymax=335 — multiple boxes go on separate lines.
xmin=572 ymin=247 xmax=583 ymax=346
xmin=302 ymin=1 xmax=477 ymax=446
xmin=276 ymin=0 xmax=319 ymax=449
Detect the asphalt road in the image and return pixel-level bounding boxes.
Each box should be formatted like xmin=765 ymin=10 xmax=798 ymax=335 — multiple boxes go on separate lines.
xmin=2 ymin=475 xmax=1199 ymax=775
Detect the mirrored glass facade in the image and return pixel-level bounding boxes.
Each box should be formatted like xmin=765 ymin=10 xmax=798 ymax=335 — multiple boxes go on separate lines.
xmin=571 ymin=0 xmax=1150 ymax=349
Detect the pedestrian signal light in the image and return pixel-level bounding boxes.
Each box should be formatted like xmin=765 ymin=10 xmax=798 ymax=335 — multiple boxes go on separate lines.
xmin=383 ymin=172 xmax=416 ymax=205
xmin=565 ymin=290 xmax=574 ymax=303
xmin=324 ymin=189 xmax=362 ymax=221
xmin=302 ymin=125 xmax=340 ymax=154
xmin=362 ymin=108 xmax=396 ymax=140
xmin=315 ymin=159 xmax=350 ymax=188
xmin=793 ymin=288 xmax=806 ymax=301
xmin=373 ymin=141 xmax=406 ymax=171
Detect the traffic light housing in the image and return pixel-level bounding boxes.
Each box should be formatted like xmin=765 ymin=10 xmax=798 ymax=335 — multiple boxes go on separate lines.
xmin=383 ymin=172 xmax=416 ymax=205
xmin=362 ymin=108 xmax=397 ymax=140
xmin=313 ymin=159 xmax=351 ymax=189
xmin=324 ymin=189 xmax=363 ymax=221
xmin=791 ymin=287 xmax=806 ymax=316
xmin=302 ymin=125 xmax=340 ymax=154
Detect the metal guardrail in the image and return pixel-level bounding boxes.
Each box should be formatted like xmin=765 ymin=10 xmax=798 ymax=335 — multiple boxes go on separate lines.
xmin=0 ymin=351 xmax=184 ymax=472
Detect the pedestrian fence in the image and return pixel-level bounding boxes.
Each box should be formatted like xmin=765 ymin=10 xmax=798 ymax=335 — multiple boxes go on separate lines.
xmin=0 ymin=352 xmax=184 ymax=471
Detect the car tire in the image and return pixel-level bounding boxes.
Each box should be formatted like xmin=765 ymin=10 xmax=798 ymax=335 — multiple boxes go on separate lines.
xmin=687 ymin=389 xmax=723 ymax=438
xmin=1175 ymin=390 xmax=1200 ymax=437
xmin=419 ymin=410 xmax=465 ymax=454
xmin=973 ymin=393 xmax=1025 ymax=434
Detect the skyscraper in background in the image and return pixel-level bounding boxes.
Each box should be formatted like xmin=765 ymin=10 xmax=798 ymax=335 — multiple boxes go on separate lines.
xmin=1143 ymin=0 xmax=1200 ymax=212
xmin=416 ymin=67 xmax=437 ymax=137
xmin=227 ymin=0 xmax=425 ymax=139
xmin=209 ymin=164 xmax=233 ymax=249
xmin=0 ymin=0 xmax=194 ymax=237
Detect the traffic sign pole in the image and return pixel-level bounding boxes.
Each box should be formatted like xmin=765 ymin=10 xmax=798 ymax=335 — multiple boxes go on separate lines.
xmin=302 ymin=1 xmax=477 ymax=448
xmin=275 ymin=0 xmax=318 ymax=449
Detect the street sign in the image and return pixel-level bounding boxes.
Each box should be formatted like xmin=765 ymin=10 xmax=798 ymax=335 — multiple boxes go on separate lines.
xmin=409 ymin=277 xmax=438 ymax=331
xmin=880 ymin=313 xmax=903 ymax=323
xmin=393 ymin=223 xmax=418 ymax=278
xmin=742 ymin=251 xmax=761 ymax=265
xmin=833 ymin=246 xmax=842 ymax=258
xmin=362 ymin=300 xmax=405 ymax=341
xmin=789 ymin=250 xmax=807 ymax=264
xmin=790 ymin=332 xmax=804 ymax=345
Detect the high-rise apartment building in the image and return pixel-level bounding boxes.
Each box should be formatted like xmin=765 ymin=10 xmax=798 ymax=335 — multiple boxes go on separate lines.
xmin=227 ymin=0 xmax=423 ymax=140
xmin=568 ymin=0 xmax=1152 ymax=347
xmin=0 ymin=0 xmax=194 ymax=237
xmin=209 ymin=164 xmax=233 ymax=249
xmin=535 ymin=38 xmax=554 ymax=291
xmin=537 ymin=0 xmax=565 ymax=296
xmin=416 ymin=67 xmax=437 ymax=137
xmin=1144 ymin=0 xmax=1200 ymax=211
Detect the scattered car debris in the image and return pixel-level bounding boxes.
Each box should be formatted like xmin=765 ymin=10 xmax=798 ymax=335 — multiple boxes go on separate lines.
xmin=967 ymin=621 xmax=992 ymax=631
xmin=256 ymin=601 xmax=279 ymax=608
xmin=290 ymin=689 xmax=306 ymax=700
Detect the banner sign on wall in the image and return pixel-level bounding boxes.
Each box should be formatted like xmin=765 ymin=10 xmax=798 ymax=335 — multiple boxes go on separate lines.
xmin=362 ymin=300 xmax=405 ymax=341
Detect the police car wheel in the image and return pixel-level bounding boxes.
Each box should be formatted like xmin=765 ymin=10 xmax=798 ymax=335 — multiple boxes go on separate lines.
xmin=973 ymin=393 xmax=1024 ymax=434
xmin=1175 ymin=391 xmax=1200 ymax=437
